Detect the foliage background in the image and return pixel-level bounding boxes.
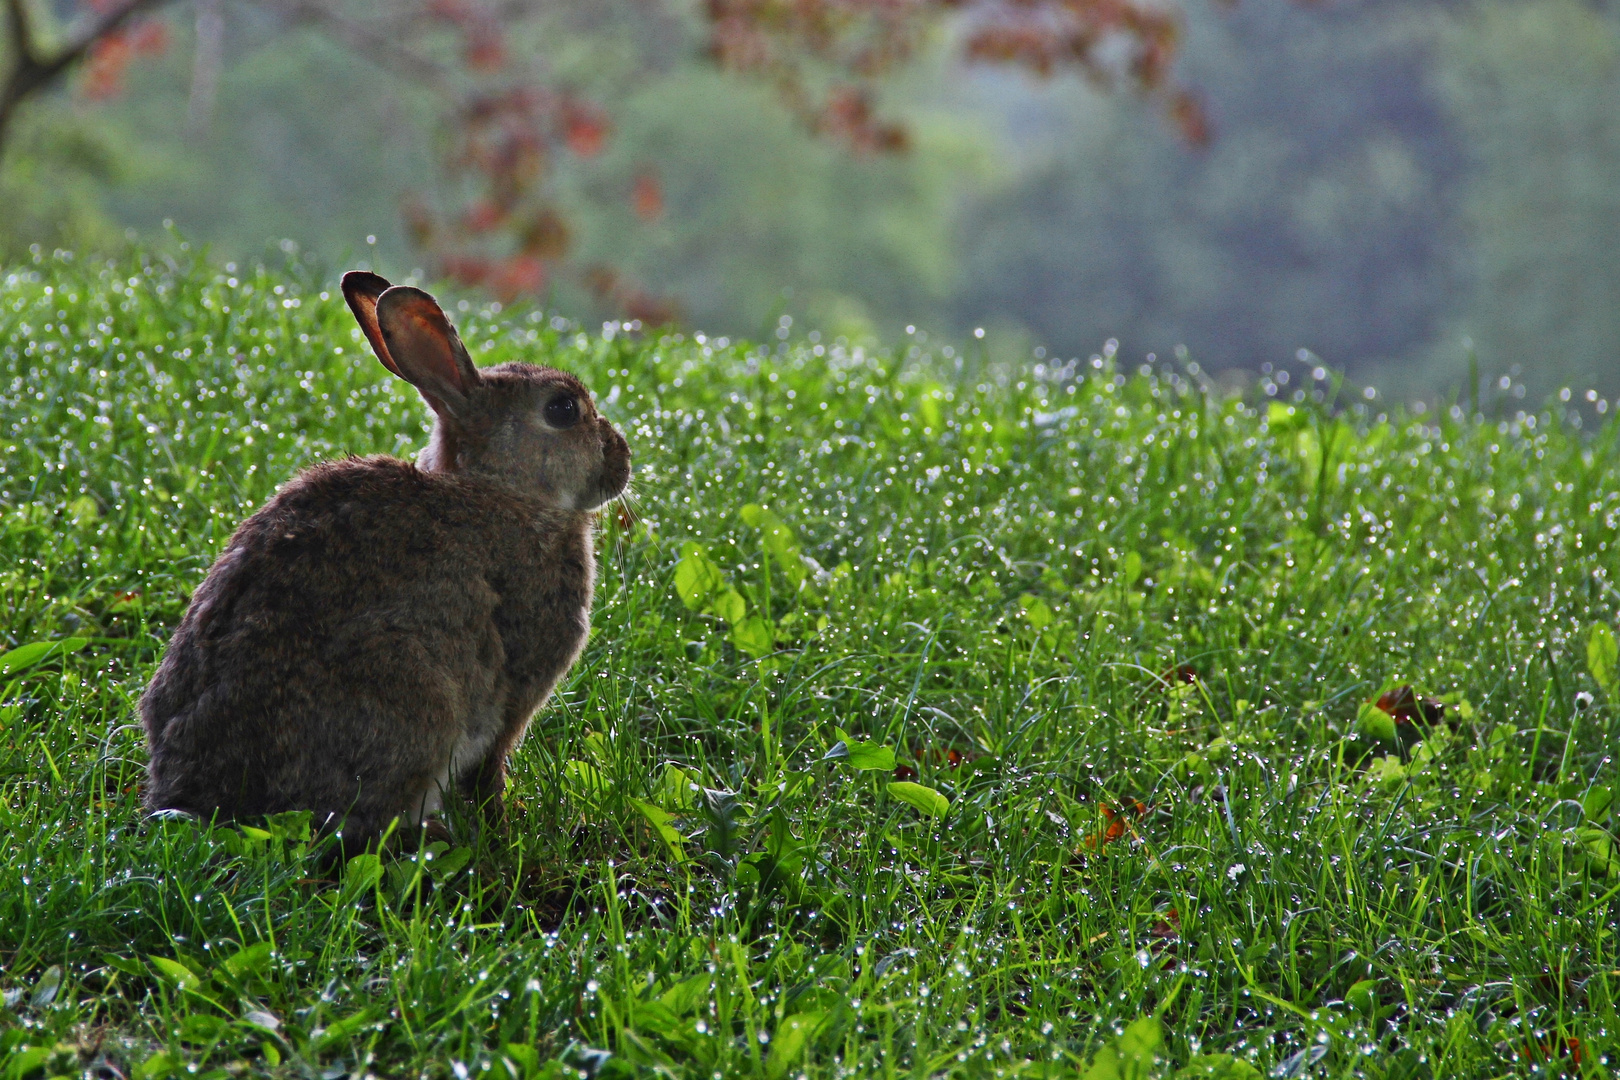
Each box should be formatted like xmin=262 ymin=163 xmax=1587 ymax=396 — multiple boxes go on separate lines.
xmin=3 ymin=0 xmax=1618 ymax=389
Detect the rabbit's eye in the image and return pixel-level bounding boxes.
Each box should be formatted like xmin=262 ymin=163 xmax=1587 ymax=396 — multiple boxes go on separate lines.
xmin=544 ymin=395 xmax=580 ymax=429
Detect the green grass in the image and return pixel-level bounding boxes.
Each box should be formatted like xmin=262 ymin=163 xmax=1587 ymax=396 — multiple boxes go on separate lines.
xmin=1 ymin=247 xmax=1618 ymax=1080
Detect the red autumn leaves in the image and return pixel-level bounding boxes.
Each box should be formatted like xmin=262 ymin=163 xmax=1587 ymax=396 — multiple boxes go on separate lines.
xmin=82 ymin=0 xmax=168 ymax=103
xmin=632 ymin=173 xmax=665 ymax=223
xmin=57 ymin=0 xmax=1212 ymax=315
xmin=427 ymin=0 xmax=506 ymax=72
xmin=407 ymin=84 xmax=616 ymax=302
xmin=414 ymin=0 xmax=1214 ymax=304
xmin=705 ymin=0 xmax=1207 ymax=151
xmin=403 ymin=0 xmax=1213 ymax=304
xmin=960 ymin=0 xmax=1210 ymax=145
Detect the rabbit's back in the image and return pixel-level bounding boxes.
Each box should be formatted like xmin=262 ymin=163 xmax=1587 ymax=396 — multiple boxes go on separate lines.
xmin=141 ymin=455 xmax=594 ymax=834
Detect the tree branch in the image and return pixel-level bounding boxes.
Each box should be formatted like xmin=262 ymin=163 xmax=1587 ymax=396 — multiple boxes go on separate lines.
xmin=5 ymin=0 xmax=42 ymax=72
xmin=0 ymin=0 xmax=174 ymax=154
xmin=29 ymin=0 xmax=170 ymax=93
xmin=0 ymin=0 xmax=457 ymax=164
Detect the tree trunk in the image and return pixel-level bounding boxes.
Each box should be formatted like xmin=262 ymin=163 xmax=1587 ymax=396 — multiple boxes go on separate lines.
xmin=186 ymin=0 xmax=224 ymax=138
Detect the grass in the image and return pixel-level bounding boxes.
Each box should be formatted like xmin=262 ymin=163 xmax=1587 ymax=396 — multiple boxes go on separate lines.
xmin=0 ymin=246 xmax=1618 ymax=1080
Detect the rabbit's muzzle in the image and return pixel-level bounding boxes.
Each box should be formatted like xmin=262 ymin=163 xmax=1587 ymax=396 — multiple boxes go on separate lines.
xmin=592 ymin=422 xmax=631 ymax=509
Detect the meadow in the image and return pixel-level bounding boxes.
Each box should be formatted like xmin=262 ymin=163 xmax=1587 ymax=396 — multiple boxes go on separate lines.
xmin=1 ymin=248 xmax=1617 ymax=1079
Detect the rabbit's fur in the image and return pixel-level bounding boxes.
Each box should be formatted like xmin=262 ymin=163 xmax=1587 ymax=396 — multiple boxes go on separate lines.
xmin=141 ymin=272 xmax=630 ymax=847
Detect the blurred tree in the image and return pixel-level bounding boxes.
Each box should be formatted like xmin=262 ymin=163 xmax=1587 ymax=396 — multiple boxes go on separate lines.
xmin=567 ymin=63 xmax=976 ymax=337
xmin=1 ymin=0 xmax=165 ymax=152
xmin=1427 ymin=0 xmax=1620 ymax=397
xmin=951 ymin=0 xmax=1468 ymax=375
xmin=21 ymin=0 xmax=1612 ymax=398
xmin=2 ymin=0 xmax=1204 ymax=315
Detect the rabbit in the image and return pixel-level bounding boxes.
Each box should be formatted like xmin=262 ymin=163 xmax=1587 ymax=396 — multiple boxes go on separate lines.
xmin=141 ymin=271 xmax=631 ymax=851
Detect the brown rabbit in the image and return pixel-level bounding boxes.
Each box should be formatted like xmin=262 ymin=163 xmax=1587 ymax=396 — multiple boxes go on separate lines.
xmin=141 ymin=271 xmax=630 ymax=849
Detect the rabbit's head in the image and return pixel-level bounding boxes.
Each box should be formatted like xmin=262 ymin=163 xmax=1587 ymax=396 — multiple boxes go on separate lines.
xmin=343 ymin=271 xmax=630 ymax=510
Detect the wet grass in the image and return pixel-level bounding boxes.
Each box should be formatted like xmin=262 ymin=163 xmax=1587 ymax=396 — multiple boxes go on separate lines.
xmin=1 ymin=247 xmax=1618 ymax=1079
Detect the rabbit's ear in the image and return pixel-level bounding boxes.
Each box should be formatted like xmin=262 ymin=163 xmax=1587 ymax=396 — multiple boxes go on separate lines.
xmin=340 ymin=271 xmax=401 ymax=377
xmin=374 ymin=286 xmax=482 ymax=415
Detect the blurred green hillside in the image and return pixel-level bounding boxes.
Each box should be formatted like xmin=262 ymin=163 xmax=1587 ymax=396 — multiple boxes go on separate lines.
xmin=3 ymin=0 xmax=1619 ymax=397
